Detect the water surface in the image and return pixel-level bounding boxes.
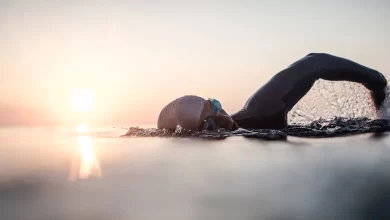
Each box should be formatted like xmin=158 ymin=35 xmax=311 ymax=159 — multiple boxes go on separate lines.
xmin=1 ymin=126 xmax=390 ymax=220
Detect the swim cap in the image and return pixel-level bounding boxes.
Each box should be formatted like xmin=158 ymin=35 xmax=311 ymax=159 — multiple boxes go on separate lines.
xmin=209 ymin=98 xmax=222 ymax=113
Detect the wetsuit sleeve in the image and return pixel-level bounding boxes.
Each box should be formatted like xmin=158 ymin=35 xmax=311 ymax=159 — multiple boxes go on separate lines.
xmin=282 ymin=53 xmax=387 ymax=109
xmin=231 ymin=53 xmax=387 ymax=129
xmin=304 ymin=53 xmax=387 ymax=92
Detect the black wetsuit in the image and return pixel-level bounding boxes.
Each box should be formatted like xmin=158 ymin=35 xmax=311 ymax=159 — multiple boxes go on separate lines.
xmin=231 ymin=53 xmax=388 ymax=129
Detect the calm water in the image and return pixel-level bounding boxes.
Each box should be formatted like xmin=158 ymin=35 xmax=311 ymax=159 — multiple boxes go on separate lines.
xmin=1 ymin=126 xmax=390 ymax=220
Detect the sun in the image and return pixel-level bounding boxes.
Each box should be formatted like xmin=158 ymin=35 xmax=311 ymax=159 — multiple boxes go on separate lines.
xmin=76 ymin=124 xmax=89 ymax=133
xmin=71 ymin=88 xmax=96 ymax=112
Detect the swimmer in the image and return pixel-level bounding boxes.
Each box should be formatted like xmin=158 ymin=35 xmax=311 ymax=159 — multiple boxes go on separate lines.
xmin=157 ymin=96 xmax=237 ymax=131
xmin=231 ymin=53 xmax=388 ymax=129
xmin=158 ymin=53 xmax=387 ymax=131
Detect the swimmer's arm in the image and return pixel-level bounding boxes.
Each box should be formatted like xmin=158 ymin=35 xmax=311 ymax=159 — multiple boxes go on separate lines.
xmin=283 ymin=53 xmax=388 ymax=109
xmin=311 ymin=53 xmax=387 ymax=107
xmin=308 ymin=53 xmax=387 ymax=91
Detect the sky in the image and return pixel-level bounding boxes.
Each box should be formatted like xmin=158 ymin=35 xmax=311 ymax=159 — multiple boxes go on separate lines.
xmin=0 ymin=0 xmax=389 ymax=127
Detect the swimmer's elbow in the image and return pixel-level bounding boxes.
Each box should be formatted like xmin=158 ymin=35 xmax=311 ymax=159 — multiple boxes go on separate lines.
xmin=306 ymin=52 xmax=332 ymax=60
xmin=300 ymin=53 xmax=335 ymax=68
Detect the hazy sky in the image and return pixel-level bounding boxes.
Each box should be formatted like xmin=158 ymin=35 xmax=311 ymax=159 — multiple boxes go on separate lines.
xmin=0 ymin=0 xmax=389 ymax=126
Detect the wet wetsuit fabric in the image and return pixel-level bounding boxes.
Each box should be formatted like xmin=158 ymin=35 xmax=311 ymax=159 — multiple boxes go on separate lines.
xmin=231 ymin=53 xmax=387 ymax=129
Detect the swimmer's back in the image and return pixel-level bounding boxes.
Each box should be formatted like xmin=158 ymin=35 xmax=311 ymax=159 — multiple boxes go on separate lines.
xmin=158 ymin=95 xmax=206 ymax=131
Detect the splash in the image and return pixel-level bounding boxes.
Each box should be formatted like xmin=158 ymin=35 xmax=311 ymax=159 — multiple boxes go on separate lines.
xmin=121 ymin=117 xmax=390 ymax=140
xmin=288 ymin=80 xmax=379 ymax=125
xmin=376 ymin=86 xmax=390 ymax=120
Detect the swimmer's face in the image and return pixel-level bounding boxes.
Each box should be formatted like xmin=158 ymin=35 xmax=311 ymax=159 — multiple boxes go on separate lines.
xmin=215 ymin=112 xmax=234 ymax=130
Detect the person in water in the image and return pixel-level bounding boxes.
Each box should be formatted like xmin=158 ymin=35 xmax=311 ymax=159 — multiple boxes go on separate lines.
xmin=157 ymin=96 xmax=237 ymax=131
xmin=158 ymin=53 xmax=388 ymax=131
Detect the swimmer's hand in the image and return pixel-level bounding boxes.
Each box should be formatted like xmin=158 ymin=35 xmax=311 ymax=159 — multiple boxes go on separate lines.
xmin=371 ymin=87 xmax=387 ymax=108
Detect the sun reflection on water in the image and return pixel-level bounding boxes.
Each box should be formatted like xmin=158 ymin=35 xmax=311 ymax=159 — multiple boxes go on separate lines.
xmin=68 ymin=124 xmax=102 ymax=181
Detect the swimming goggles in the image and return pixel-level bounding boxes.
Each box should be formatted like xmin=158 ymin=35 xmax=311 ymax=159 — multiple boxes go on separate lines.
xmin=209 ymin=98 xmax=222 ymax=113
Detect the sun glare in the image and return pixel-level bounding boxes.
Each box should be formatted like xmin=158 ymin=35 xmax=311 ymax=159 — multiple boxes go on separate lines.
xmin=71 ymin=88 xmax=96 ymax=112
xmin=76 ymin=124 xmax=89 ymax=133
xmin=78 ymin=136 xmax=102 ymax=179
xmin=68 ymin=135 xmax=102 ymax=181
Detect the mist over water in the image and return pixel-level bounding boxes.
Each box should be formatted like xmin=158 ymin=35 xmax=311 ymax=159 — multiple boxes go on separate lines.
xmin=288 ymin=80 xmax=388 ymax=125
